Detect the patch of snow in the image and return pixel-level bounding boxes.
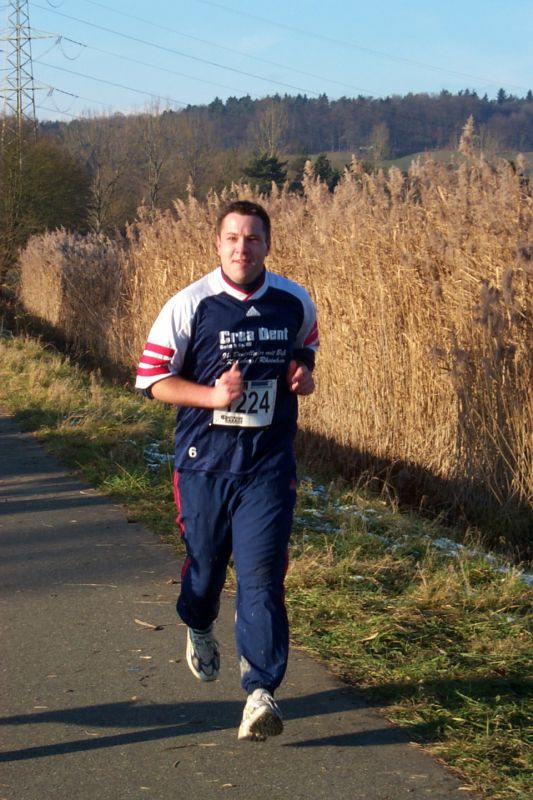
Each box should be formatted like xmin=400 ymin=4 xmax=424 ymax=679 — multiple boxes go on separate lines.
xmin=431 ymin=537 xmax=465 ymax=556
xmin=298 ymin=477 xmax=532 ymax=588
xmin=144 ymin=442 xmax=173 ymax=470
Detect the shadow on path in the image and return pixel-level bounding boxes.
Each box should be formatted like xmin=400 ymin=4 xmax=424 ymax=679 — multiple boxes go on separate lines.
xmin=0 ymin=688 xmax=413 ymax=762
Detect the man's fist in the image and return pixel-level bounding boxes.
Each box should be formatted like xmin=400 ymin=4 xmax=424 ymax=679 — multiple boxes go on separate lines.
xmin=212 ymin=361 xmax=244 ymax=408
xmin=287 ymin=360 xmax=315 ymax=395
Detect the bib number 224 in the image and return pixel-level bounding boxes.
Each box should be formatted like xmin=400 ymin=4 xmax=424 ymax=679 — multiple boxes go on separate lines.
xmin=212 ymin=379 xmax=277 ymax=428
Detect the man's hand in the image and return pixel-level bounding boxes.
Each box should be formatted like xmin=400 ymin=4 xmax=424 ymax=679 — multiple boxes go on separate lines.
xmin=287 ymin=359 xmax=315 ymax=396
xmin=212 ymin=362 xmax=244 ymax=408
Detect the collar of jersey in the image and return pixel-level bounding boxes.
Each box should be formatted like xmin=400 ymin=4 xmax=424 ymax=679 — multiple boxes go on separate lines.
xmin=217 ymin=266 xmax=269 ymax=301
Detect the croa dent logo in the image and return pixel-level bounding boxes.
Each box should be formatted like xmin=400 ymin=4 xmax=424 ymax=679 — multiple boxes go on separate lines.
xmin=219 ymin=328 xmax=288 ymax=349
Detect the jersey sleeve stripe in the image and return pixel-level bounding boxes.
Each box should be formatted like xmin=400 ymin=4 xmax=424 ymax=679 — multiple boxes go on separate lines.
xmin=304 ymin=322 xmax=319 ymax=347
xmin=143 ymin=341 xmax=174 ymax=357
xmin=136 ymin=339 xmax=175 ymax=380
xmin=139 ymin=354 xmax=172 ymax=366
xmin=136 ymin=365 xmax=172 ymax=378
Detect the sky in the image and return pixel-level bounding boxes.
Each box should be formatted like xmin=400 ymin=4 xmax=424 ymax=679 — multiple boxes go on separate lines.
xmin=2 ymin=0 xmax=533 ymax=121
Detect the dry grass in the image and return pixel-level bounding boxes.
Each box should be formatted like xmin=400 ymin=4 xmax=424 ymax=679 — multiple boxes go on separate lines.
xmin=16 ymin=139 xmax=533 ymax=550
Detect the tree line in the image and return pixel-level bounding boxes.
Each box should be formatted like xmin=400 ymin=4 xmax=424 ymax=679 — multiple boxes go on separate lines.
xmin=1 ymin=89 xmax=532 ymax=282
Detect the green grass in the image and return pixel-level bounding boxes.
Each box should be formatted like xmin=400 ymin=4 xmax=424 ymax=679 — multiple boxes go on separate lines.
xmin=0 ymin=334 xmax=531 ymax=799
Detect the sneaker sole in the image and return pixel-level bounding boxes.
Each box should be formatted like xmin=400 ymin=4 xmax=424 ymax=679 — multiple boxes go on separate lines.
xmin=238 ymin=706 xmax=283 ymax=742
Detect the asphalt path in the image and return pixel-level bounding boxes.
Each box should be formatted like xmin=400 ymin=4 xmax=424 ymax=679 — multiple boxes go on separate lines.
xmin=0 ymin=413 xmax=475 ymax=799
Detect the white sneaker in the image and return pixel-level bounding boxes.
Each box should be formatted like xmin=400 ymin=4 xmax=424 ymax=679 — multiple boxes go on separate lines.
xmin=238 ymin=688 xmax=283 ymax=741
xmin=186 ymin=626 xmax=220 ymax=682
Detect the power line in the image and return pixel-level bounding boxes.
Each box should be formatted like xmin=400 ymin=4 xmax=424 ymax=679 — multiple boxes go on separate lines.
xmin=33 ymin=32 xmax=257 ymax=97
xmin=35 ymin=83 xmax=122 ymax=119
xmin=197 ymin=0 xmax=531 ymax=95
xmin=37 ymin=104 xmax=79 ymax=118
xmin=31 ymin=2 xmax=321 ymax=96
xmin=42 ymin=84 xmax=116 ymax=110
xmin=80 ymin=0 xmax=374 ymax=97
xmin=36 ymin=59 xmax=189 ymax=108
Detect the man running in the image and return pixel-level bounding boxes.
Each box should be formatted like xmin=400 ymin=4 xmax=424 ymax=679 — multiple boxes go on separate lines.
xmin=136 ymin=200 xmax=319 ymax=741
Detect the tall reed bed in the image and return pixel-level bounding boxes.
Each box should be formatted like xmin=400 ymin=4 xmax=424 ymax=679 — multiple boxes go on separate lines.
xmin=18 ymin=143 xmax=533 ymax=551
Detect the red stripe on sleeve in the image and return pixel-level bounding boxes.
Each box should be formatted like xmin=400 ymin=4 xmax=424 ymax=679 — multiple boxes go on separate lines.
xmin=136 ymin=365 xmax=171 ymax=377
xmin=304 ymin=322 xmax=319 ymax=347
xmin=144 ymin=341 xmax=174 ymax=357
xmin=140 ymin=354 xmax=171 ymax=366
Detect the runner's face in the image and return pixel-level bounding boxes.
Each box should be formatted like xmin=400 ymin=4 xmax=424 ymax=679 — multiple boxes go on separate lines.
xmin=216 ymin=213 xmax=269 ymax=285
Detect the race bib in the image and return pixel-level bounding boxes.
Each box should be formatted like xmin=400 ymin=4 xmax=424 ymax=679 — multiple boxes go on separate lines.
xmin=212 ymin=379 xmax=277 ymax=428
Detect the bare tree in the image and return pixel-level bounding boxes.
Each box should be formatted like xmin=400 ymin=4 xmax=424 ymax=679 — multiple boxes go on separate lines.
xmin=174 ymin=109 xmax=216 ymax=195
xmin=369 ymin=122 xmax=390 ymax=170
xmin=136 ymin=104 xmax=166 ymax=210
xmin=248 ymin=98 xmax=288 ymax=157
xmin=61 ymin=114 xmax=131 ymax=232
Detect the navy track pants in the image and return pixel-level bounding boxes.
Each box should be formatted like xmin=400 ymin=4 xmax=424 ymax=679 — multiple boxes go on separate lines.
xmin=173 ymin=469 xmax=296 ymax=694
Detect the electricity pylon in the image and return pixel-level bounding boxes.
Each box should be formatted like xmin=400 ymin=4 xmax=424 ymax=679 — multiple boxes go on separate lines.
xmin=0 ymin=1 xmax=38 ymax=282
xmin=1 ymin=0 xmax=37 ymax=155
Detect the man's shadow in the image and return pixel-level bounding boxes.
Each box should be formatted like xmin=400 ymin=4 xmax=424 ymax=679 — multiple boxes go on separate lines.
xmin=1 ymin=675 xmax=527 ymax=761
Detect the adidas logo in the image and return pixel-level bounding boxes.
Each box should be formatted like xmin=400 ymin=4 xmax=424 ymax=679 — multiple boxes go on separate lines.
xmin=246 ymin=306 xmax=261 ymax=317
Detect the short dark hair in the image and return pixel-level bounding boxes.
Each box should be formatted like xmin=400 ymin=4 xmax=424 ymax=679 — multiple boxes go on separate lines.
xmin=216 ymin=200 xmax=271 ymax=245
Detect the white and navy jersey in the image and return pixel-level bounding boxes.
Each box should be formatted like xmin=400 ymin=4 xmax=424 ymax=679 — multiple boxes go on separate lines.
xmin=136 ymin=267 xmax=319 ymax=476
